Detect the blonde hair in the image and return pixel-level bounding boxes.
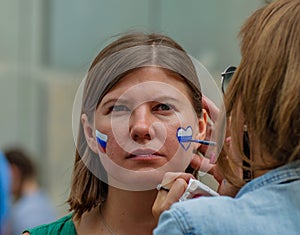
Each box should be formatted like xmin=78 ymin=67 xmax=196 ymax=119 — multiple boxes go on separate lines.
xmin=219 ymin=0 xmax=300 ymax=188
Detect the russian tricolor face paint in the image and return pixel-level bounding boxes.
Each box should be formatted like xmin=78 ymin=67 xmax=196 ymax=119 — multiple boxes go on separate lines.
xmin=95 ymin=130 xmax=108 ymax=153
xmin=177 ymin=126 xmax=216 ymax=151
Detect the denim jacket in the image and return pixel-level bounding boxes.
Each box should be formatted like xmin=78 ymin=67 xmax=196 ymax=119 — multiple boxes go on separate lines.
xmin=154 ymin=159 xmax=300 ymax=235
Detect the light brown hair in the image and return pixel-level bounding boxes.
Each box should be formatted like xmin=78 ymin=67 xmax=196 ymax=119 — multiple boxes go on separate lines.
xmin=219 ymin=0 xmax=300 ymax=188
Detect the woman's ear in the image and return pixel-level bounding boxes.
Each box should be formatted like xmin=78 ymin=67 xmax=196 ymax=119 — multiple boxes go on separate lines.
xmin=195 ymin=109 xmax=207 ymax=141
xmin=81 ymin=114 xmax=98 ymax=154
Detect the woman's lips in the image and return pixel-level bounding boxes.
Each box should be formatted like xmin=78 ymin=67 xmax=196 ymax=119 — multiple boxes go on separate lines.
xmin=126 ymin=149 xmax=164 ymax=160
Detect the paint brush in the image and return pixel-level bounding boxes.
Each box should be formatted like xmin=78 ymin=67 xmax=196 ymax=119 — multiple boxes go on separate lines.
xmin=181 ymin=139 xmax=216 ymax=146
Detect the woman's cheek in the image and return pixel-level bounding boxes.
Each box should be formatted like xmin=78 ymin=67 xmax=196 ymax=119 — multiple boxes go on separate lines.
xmin=105 ymin=137 xmax=125 ymax=159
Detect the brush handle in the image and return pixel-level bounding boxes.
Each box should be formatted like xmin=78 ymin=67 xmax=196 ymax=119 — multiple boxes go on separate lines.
xmin=183 ymin=139 xmax=216 ymax=146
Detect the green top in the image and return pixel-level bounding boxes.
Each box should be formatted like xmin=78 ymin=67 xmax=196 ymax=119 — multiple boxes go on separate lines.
xmin=24 ymin=214 xmax=77 ymax=235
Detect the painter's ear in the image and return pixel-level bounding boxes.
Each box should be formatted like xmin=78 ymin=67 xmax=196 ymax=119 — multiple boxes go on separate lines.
xmin=195 ymin=109 xmax=207 ymax=141
xmin=81 ymin=114 xmax=98 ymax=154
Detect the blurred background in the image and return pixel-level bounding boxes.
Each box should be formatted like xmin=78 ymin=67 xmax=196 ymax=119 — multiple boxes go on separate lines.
xmin=0 ymin=0 xmax=265 ymax=216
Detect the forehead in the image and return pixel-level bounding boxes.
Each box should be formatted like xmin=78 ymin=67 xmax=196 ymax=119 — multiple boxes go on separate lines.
xmin=105 ymin=66 xmax=191 ymax=98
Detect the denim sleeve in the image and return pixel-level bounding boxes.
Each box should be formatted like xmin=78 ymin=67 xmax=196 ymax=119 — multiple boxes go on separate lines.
xmin=153 ymin=209 xmax=185 ymax=235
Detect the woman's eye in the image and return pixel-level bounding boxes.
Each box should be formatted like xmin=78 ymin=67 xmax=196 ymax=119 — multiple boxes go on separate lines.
xmin=153 ymin=103 xmax=173 ymax=111
xmin=111 ymin=105 xmax=130 ymax=112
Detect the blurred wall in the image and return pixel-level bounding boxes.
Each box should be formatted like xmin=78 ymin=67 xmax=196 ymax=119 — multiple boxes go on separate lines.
xmin=0 ymin=0 xmax=264 ymax=216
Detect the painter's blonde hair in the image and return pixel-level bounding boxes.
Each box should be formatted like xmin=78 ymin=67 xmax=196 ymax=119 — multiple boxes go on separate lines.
xmin=219 ymin=0 xmax=300 ymax=188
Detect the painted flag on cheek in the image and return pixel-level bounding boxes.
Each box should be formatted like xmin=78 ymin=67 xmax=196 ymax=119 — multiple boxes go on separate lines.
xmin=95 ymin=130 xmax=108 ymax=153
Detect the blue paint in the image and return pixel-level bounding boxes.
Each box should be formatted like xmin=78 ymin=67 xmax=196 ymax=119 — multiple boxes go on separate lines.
xmin=176 ymin=126 xmax=193 ymax=151
xmin=95 ymin=130 xmax=108 ymax=152
xmin=177 ymin=126 xmax=216 ymax=151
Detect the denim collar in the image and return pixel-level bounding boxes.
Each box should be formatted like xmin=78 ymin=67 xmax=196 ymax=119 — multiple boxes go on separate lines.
xmin=237 ymin=159 xmax=300 ymax=198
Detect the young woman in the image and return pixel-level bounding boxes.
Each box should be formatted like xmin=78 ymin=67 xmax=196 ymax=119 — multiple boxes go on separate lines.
xmin=153 ymin=0 xmax=300 ymax=234
xmin=24 ymin=32 xmax=217 ymax=234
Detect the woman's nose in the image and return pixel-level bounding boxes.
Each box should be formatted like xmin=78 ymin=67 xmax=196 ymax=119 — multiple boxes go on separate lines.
xmin=129 ymin=106 xmax=154 ymax=143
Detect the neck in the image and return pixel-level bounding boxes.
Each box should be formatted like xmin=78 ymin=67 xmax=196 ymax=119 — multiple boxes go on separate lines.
xmin=99 ymin=187 xmax=157 ymax=235
xmin=75 ymin=186 xmax=158 ymax=235
xmin=104 ymin=186 xmax=157 ymax=222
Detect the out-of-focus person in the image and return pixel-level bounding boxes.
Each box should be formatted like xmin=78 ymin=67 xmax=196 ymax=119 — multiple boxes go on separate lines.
xmin=0 ymin=151 xmax=10 ymax=235
xmin=4 ymin=147 xmax=57 ymax=235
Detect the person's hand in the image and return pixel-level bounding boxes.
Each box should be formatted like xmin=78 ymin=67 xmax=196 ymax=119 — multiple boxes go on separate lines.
xmin=200 ymin=95 xmax=219 ymax=156
xmin=202 ymin=95 xmax=219 ymax=123
xmin=178 ymin=96 xmax=227 ymax=196
xmin=198 ymin=96 xmax=239 ymax=197
xmin=192 ymin=95 xmax=223 ymax=184
xmin=190 ymin=153 xmax=223 ymax=184
xmin=152 ymin=172 xmax=194 ymax=224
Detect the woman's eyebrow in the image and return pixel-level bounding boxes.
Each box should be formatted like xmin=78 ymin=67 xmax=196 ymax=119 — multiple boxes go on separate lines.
xmin=100 ymin=98 xmax=128 ymax=107
xmin=152 ymin=96 xmax=179 ymax=102
xmin=154 ymin=95 xmax=191 ymax=106
xmin=100 ymin=95 xmax=185 ymax=108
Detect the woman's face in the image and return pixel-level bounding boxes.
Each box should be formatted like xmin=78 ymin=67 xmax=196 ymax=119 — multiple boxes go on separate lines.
xmin=87 ymin=67 xmax=206 ymax=188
